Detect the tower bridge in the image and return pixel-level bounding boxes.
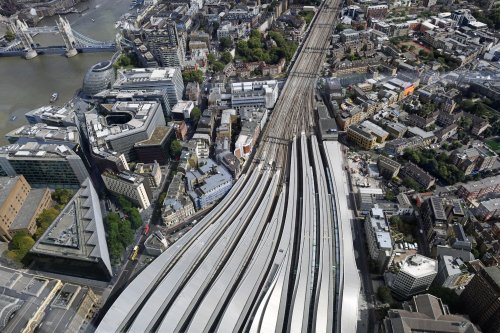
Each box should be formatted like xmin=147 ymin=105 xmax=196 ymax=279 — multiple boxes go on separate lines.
xmin=0 ymin=17 xmax=116 ymax=59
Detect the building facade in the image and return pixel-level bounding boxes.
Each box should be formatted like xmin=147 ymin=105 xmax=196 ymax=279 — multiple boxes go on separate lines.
xmin=459 ymin=266 xmax=500 ymax=333
xmin=391 ymin=254 xmax=438 ymax=299
xmin=102 ymin=171 xmax=152 ymax=209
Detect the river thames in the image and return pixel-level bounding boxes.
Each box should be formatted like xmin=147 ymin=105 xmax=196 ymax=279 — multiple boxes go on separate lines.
xmin=0 ymin=0 xmax=130 ymax=143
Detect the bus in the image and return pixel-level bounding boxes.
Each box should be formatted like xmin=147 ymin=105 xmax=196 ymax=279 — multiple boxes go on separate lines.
xmin=130 ymin=245 xmax=139 ymax=261
xmin=143 ymin=224 xmax=150 ymax=236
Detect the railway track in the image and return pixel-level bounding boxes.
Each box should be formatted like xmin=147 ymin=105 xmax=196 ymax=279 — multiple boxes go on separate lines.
xmin=95 ymin=0 xmax=352 ymax=332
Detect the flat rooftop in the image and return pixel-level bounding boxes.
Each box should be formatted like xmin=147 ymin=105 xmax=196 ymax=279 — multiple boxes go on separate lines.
xmin=0 ymin=176 xmax=22 ymax=205
xmin=30 ymin=179 xmax=111 ymax=274
xmin=400 ymin=254 xmax=438 ymax=278
xmin=10 ymin=188 xmax=50 ymax=231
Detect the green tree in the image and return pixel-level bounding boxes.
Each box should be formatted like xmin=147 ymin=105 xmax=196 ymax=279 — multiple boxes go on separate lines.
xmin=118 ymin=196 xmax=133 ymax=211
xmin=182 ymin=69 xmax=204 ymax=84
xmin=219 ymin=36 xmax=233 ymax=51
xmin=5 ymin=29 xmax=15 ymax=42
xmin=335 ymin=23 xmax=345 ymax=32
xmin=403 ymin=177 xmax=421 ymax=192
xmin=35 ymin=207 xmax=60 ymax=240
xmin=118 ymin=219 xmax=134 ymax=246
xmin=212 ymin=61 xmax=225 ymax=72
xmin=385 ymin=189 xmax=396 ymax=201
xmin=428 ymin=287 xmax=460 ymax=313
xmin=52 ymin=188 xmax=74 ymax=206
xmin=159 ymin=192 xmax=167 ymax=204
xmin=128 ymin=209 xmax=143 ymax=230
xmin=207 ymin=53 xmax=216 ymax=65
xmin=377 ymin=286 xmax=395 ymax=306
xmin=220 ymin=51 xmax=233 ymax=64
xmin=191 ymin=107 xmax=201 ymax=122
xmin=8 ymin=231 xmax=35 ymax=263
xmin=170 ymin=139 xmax=183 ymax=159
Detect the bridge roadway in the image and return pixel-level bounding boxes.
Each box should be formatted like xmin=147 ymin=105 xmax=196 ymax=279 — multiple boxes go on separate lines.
xmin=96 ymin=0 xmax=361 ymax=331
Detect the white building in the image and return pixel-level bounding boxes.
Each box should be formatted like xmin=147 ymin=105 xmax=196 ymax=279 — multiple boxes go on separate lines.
xmin=365 ymin=205 xmax=393 ymax=272
xmin=391 ymin=254 xmax=438 ymax=299
xmin=114 ymin=68 xmax=184 ymax=112
xmin=171 ymin=101 xmax=195 ymax=120
xmin=230 ymin=80 xmax=279 ymax=109
xmin=101 ymin=171 xmax=152 ymax=209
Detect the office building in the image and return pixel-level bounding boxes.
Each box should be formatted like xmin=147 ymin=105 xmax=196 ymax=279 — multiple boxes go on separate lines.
xmin=5 ymin=123 xmax=80 ymax=148
xmin=25 ymin=105 xmax=76 ymax=127
xmin=435 ymin=255 xmax=471 ymax=289
xmin=382 ymin=294 xmax=480 ymax=333
xmin=82 ymin=61 xmax=115 ymax=96
xmin=365 ymin=205 xmax=393 ymax=272
xmin=93 ymin=88 xmax=172 ymax=121
xmin=186 ymin=159 xmax=233 ymax=210
xmin=459 ymin=266 xmax=500 ymax=333
xmin=391 ymin=254 xmax=438 ymax=299
xmin=0 ymin=142 xmax=89 ymax=188
xmin=86 ymin=101 xmax=165 ymax=162
xmin=421 ymin=196 xmax=447 ymax=245
xmin=30 ymin=178 xmax=112 ymax=281
xmin=134 ymin=126 xmax=174 ymax=165
xmin=102 ymin=171 xmax=152 ymax=209
xmin=230 ymin=80 xmax=279 ymax=109
xmin=171 ymin=100 xmax=195 ymax=120
xmin=114 ymin=68 xmax=184 ymax=112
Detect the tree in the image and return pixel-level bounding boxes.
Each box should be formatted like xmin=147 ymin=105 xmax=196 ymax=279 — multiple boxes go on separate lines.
xmin=428 ymin=286 xmax=460 ymax=313
xmin=35 ymin=207 xmax=60 ymax=240
xmin=385 ymin=189 xmax=396 ymax=201
xmin=52 ymin=188 xmax=74 ymax=206
xmin=8 ymin=231 xmax=35 ymax=263
xmin=377 ymin=286 xmax=396 ymax=306
xmin=335 ymin=23 xmax=345 ymax=32
xmin=219 ymin=36 xmax=233 ymax=51
xmin=191 ymin=107 xmax=201 ymax=122
xmin=220 ymin=51 xmax=233 ymax=64
xmin=128 ymin=209 xmax=143 ymax=230
xmin=403 ymin=177 xmax=421 ymax=192
xmin=5 ymin=29 xmax=15 ymax=42
xmin=207 ymin=53 xmax=216 ymax=65
xmin=170 ymin=140 xmax=182 ymax=159
xmin=212 ymin=61 xmax=225 ymax=72
xmin=182 ymin=69 xmax=204 ymax=84
xmin=159 ymin=192 xmax=167 ymax=204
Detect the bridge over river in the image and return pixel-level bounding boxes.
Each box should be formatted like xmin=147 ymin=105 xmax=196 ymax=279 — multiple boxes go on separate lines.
xmin=0 ymin=17 xmax=116 ymax=59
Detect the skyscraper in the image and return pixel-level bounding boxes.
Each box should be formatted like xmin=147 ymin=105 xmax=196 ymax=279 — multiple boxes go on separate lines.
xmin=459 ymin=266 xmax=500 ymax=333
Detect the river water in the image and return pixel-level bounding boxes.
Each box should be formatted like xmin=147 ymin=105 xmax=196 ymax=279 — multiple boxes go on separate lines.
xmin=0 ymin=0 xmax=130 ymax=143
